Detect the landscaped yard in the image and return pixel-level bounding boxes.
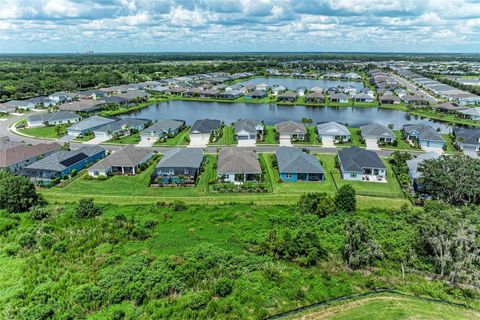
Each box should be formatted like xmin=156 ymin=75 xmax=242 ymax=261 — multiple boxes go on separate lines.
xmin=18 ymin=123 xmax=68 ymax=139
xmin=442 ymin=133 xmax=458 ymax=154
xmin=73 ymin=132 xmax=94 ymax=142
xmin=209 ymin=125 xmax=236 ymax=145
xmin=258 ymin=125 xmax=278 ymax=144
xmin=293 ymin=126 xmax=321 ymax=145
xmin=154 ymin=128 xmax=190 ymax=146
xmin=104 ymin=132 xmax=141 ymax=145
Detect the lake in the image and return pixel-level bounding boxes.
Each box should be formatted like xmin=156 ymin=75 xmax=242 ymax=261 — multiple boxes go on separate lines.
xmin=122 ymin=100 xmax=451 ymax=132
xmin=238 ymin=77 xmax=364 ymax=90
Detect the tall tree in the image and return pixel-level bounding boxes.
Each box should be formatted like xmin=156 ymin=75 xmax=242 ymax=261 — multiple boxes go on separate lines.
xmin=343 ymin=219 xmax=383 ymax=269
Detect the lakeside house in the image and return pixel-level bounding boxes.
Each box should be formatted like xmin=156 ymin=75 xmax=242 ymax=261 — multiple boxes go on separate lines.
xmin=360 ymin=123 xmax=395 ymax=143
xmin=406 ymin=152 xmax=441 ymax=192
xmin=403 ymin=124 xmax=445 ymax=148
xmin=93 ymin=118 xmax=150 ymax=140
xmin=354 ymin=93 xmax=374 ymax=103
xmin=233 ymin=119 xmax=264 ymax=143
xmin=151 ymin=148 xmax=204 ymax=185
xmin=21 ymin=146 xmax=106 ymax=184
xmin=453 ymin=127 xmax=480 ymax=153
xmin=88 ymin=146 xmax=154 ymax=177
xmin=245 ymin=90 xmax=267 ymax=100
xmin=217 ymin=148 xmax=262 ymax=183
xmin=379 ymin=93 xmax=401 ymax=105
xmin=139 ymin=119 xmax=185 ymax=143
xmin=316 ymin=122 xmax=351 ymax=142
xmin=433 ymin=102 xmax=467 ymax=113
xmin=0 ymin=137 xmax=60 ymax=172
xmin=277 ymin=91 xmax=298 ymax=102
xmin=330 ymin=93 xmax=349 ymax=103
xmin=305 ymin=91 xmax=324 ymax=103
xmin=58 ymin=100 xmax=105 ymax=113
xmin=459 ymin=107 xmax=480 ymax=121
xmin=401 ymin=94 xmax=430 ymax=106
xmin=338 ymin=146 xmax=387 ymax=182
xmin=67 ymin=116 xmax=116 ymax=137
xmin=275 ymin=121 xmax=307 ymax=142
xmin=190 ymin=119 xmax=222 ymax=144
xmin=275 ymin=147 xmax=325 ymax=182
xmin=26 ymin=111 xmax=81 ymax=128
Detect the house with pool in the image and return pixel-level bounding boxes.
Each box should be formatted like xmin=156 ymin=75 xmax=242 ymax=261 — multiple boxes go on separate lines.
xmin=338 ymin=147 xmax=386 ymax=182
xmin=275 ymin=147 xmax=325 ymax=182
xmin=151 ymin=148 xmax=204 ymax=185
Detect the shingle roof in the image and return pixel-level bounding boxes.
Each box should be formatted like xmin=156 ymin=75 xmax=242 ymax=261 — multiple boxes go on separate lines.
xmin=277 ymin=91 xmax=298 ymax=98
xmin=58 ymin=100 xmax=104 ymax=112
xmin=191 ymin=119 xmax=221 ymax=134
xmin=217 ymin=148 xmax=261 ymax=174
xmin=94 ymin=118 xmax=149 ymax=133
xmin=156 ymin=148 xmax=203 ymax=169
xmin=360 ymin=123 xmax=395 ymax=138
xmin=117 ymin=90 xmax=150 ymax=101
xmin=453 ymin=127 xmax=480 ymax=145
xmin=459 ymin=107 xmax=480 ymax=117
xmin=234 ymin=119 xmax=263 ymax=135
xmin=27 ymin=111 xmax=80 ymax=124
xmin=23 ymin=145 xmax=104 ymax=172
xmin=275 ymin=121 xmax=307 ymax=134
xmin=316 ymin=121 xmax=350 ymax=136
xmin=275 ymin=147 xmax=324 ymax=174
xmin=68 ymin=116 xmax=116 ymax=132
xmin=140 ymin=120 xmax=185 ymax=136
xmin=403 ymin=124 xmax=444 ymax=142
xmin=0 ymin=138 xmax=60 ymax=168
xmin=406 ymin=152 xmax=441 ymax=179
xmin=330 ymin=93 xmax=348 ymax=100
xmin=89 ymin=146 xmax=153 ymax=171
xmin=102 ymin=96 xmax=128 ymax=104
xmin=338 ymin=146 xmax=385 ymax=172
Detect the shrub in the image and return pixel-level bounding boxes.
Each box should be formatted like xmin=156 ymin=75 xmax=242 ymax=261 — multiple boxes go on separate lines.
xmin=298 ymin=192 xmax=336 ymax=217
xmin=75 ymin=198 xmax=101 ymax=219
xmin=214 ymin=278 xmax=233 ymax=297
xmin=335 ymin=185 xmax=356 ymax=213
xmin=0 ymin=170 xmax=39 ymax=213
xmin=170 ymin=201 xmax=187 ymax=212
xmin=30 ymin=206 xmax=50 ymax=220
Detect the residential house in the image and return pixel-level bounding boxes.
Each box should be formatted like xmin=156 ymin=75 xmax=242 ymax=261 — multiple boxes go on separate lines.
xmin=88 ymin=146 xmax=154 ymax=177
xmin=344 ymin=72 xmax=362 ymax=80
xmin=379 ymin=93 xmax=400 ymax=105
xmin=93 ymin=118 xmax=150 ymax=140
xmin=67 ymin=116 xmax=116 ymax=137
xmin=233 ymin=119 xmax=264 ymax=142
xmin=3 ymin=100 xmax=36 ymax=110
xmin=217 ymin=90 xmax=244 ymax=99
xmin=48 ymin=92 xmax=71 ymax=103
xmin=277 ymin=91 xmax=298 ymax=102
xmin=403 ymin=124 xmax=445 ymax=148
xmin=433 ymin=102 xmax=467 ymax=113
xmin=453 ymin=127 xmax=480 ymax=152
xmin=190 ymin=119 xmax=222 ymax=144
xmin=217 ymin=148 xmax=262 ymax=183
xmin=26 ymin=97 xmax=56 ymax=108
xmin=77 ymin=89 xmax=106 ymax=100
xmin=167 ymin=87 xmax=187 ymax=95
xmin=354 ymin=93 xmax=374 ymax=103
xmin=401 ymin=94 xmax=430 ymax=106
xmin=338 ymin=146 xmax=387 ymax=182
xmin=275 ymin=121 xmax=307 ymax=141
xmin=272 ymin=85 xmax=286 ymax=96
xmin=360 ymin=123 xmax=395 ymax=143
xmin=27 ymin=111 xmax=81 ymax=128
xmin=199 ymin=89 xmax=220 ymax=98
xmin=330 ymin=93 xmax=349 ymax=103
xmin=151 ymin=148 xmax=204 ymax=185
xmin=0 ymin=137 xmax=60 ymax=172
xmin=245 ymin=90 xmax=267 ymax=100
xmin=116 ymin=90 xmax=150 ymax=105
xmin=256 ymin=83 xmax=269 ymax=92
xmin=316 ymin=122 xmax=351 ymax=142
xmin=406 ymin=152 xmax=441 ymax=192
xmin=58 ymin=100 xmax=105 ymax=113
xmin=305 ymin=91 xmax=324 ymax=103
xmin=21 ymin=145 xmax=106 ymax=184
xmin=344 ymin=86 xmax=358 ymax=96
xmin=0 ymin=103 xmax=15 ymax=114
xmin=275 ymin=147 xmax=325 ymax=182
xmin=140 ymin=119 xmax=185 ymax=142
xmin=102 ymin=96 xmax=129 ymax=106
xmin=459 ymin=107 xmax=480 ymax=120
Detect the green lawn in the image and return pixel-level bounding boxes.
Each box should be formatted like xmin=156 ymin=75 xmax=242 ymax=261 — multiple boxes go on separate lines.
xmin=386 ymin=131 xmax=420 ymax=151
xmin=104 ymin=132 xmax=141 ymax=145
xmin=338 ymin=128 xmax=366 ymax=148
xmin=100 ymin=97 xmax=167 ymax=117
xmin=18 ymin=124 xmax=67 ymax=139
xmin=293 ymin=126 xmax=321 ymax=145
xmin=209 ymin=125 xmax=236 ymax=145
xmin=154 ymin=128 xmax=190 ymax=146
xmin=73 ymin=132 xmax=94 ymax=142
xmin=410 ymin=109 xmax=480 ymax=127
xmin=258 ymin=125 xmax=278 ymax=144
xmin=293 ymin=294 xmax=480 ymax=320
xmin=442 ymin=134 xmax=458 ymax=154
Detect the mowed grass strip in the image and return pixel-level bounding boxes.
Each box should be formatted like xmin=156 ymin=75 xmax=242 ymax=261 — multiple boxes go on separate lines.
xmin=154 ymin=127 xmax=190 ymax=146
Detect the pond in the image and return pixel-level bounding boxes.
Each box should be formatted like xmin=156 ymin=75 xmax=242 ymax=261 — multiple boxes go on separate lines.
xmin=238 ymin=77 xmax=364 ymax=90
xmin=121 ymin=100 xmax=451 ymax=132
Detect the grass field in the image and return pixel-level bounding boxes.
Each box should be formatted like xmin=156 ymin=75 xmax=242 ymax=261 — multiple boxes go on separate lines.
xmin=293 ymin=294 xmax=480 ymax=320
xmin=18 ymin=124 xmax=67 ymax=139
xmin=104 ymin=132 xmax=141 ymax=145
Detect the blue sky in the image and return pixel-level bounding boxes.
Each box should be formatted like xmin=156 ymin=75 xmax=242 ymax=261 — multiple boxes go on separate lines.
xmin=0 ymin=0 xmax=479 ymax=53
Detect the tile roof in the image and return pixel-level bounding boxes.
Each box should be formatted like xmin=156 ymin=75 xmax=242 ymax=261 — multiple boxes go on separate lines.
xmin=360 ymin=123 xmax=395 ymax=138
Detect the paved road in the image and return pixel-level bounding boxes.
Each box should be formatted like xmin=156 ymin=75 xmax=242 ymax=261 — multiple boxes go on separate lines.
xmin=0 ymin=113 xmax=424 ymax=157
xmin=391 ymin=74 xmax=439 ymax=103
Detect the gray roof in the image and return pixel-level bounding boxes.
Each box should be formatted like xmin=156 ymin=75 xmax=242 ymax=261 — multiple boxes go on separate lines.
xmin=403 ymin=124 xmax=444 ymax=142
xmin=0 ymin=138 xmax=60 ymax=168
xmin=330 ymin=93 xmax=349 ymax=100
xmin=338 ymin=146 xmax=385 ymax=172
xmin=28 ymin=111 xmax=80 ymax=123
xmin=453 ymin=127 xmax=480 ymax=145
xmin=89 ymin=146 xmax=153 ymax=171
xmin=406 ymin=152 xmax=441 ymax=179
xmin=58 ymin=100 xmax=104 ymax=112
xmin=68 ymin=116 xmax=116 ymax=132
xmin=459 ymin=107 xmax=480 ymax=117
xmin=24 ymin=145 xmax=105 ymax=172
xmin=217 ymin=148 xmax=261 ymax=174
xmin=4 ymin=100 xmax=34 ymax=107
xmin=275 ymin=147 xmax=324 ymax=174
xmin=116 ymin=90 xmax=150 ymax=101
xmin=140 ymin=120 xmax=185 ymax=137
xmin=156 ymin=148 xmax=203 ymax=169
xmin=275 ymin=121 xmax=307 ymax=134
xmin=191 ymin=119 xmax=221 ymax=134
xmin=94 ymin=118 xmax=149 ymax=133
xmin=379 ymin=93 xmax=400 ymax=102
xmin=277 ymin=91 xmax=298 ymax=98
xmin=360 ymin=123 xmax=395 ymax=139
xmin=102 ymin=96 xmax=128 ymax=104
xmin=234 ymin=119 xmax=263 ymax=135
xmin=316 ymin=121 xmax=350 ymax=136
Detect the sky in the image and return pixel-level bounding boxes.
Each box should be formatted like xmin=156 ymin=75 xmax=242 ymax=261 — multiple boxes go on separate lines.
xmin=0 ymin=0 xmax=479 ymax=53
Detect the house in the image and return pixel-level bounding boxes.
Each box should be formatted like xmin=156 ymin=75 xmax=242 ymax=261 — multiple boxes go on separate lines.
xmin=344 ymin=72 xmax=362 ymax=80
xmin=199 ymin=89 xmax=220 ymax=98
xmin=88 ymin=146 xmax=154 ymax=177
xmin=116 ymin=90 xmax=150 ymax=104
xmin=0 ymin=103 xmax=15 ymax=114
xmin=272 ymin=85 xmax=286 ymax=95
xmin=406 ymin=152 xmax=441 ymax=192
xmin=58 ymin=100 xmax=105 ymax=113
xmin=305 ymin=91 xmax=324 ymax=103
xmin=275 ymin=147 xmax=325 ymax=182
xmin=0 ymin=137 xmax=60 ymax=172
xmin=275 ymin=121 xmax=307 ymax=141
xmin=140 ymin=119 xmax=185 ymax=142
xmin=26 ymin=97 xmax=57 ymax=108
xmin=354 ymin=93 xmax=374 ymax=103
xmin=245 ymin=90 xmax=267 ymax=100
xmin=316 ymin=122 xmax=351 ymax=142
xmin=360 ymin=123 xmax=395 ymax=143
xmin=102 ymin=96 xmax=129 ymax=106
xmin=433 ymin=102 xmax=467 ymax=113
xmin=233 ymin=119 xmax=264 ymax=142
xmin=167 ymin=87 xmax=186 ymax=95
xmin=3 ymin=100 xmax=36 ymax=110
xmin=190 ymin=119 xmax=222 ymax=144
xmin=218 ymin=90 xmax=243 ymax=99
xmin=344 ymin=86 xmax=358 ymax=96
xmin=403 ymin=124 xmax=445 ymax=148
xmin=26 ymin=111 xmax=81 ymax=128
xmin=330 ymin=93 xmax=349 ymax=103
xmin=21 ymin=146 xmax=106 ymax=184
xmin=453 ymin=127 xmax=480 ymax=152
xmin=151 ymin=148 xmax=204 ymax=185
xmin=338 ymin=146 xmax=386 ymax=182
xmin=77 ymin=89 xmax=106 ymax=100
xmin=256 ymin=83 xmax=269 ymax=92
xmin=93 ymin=118 xmax=150 ymax=140
xmin=401 ymin=94 xmax=430 ymax=106
xmin=217 ymin=148 xmax=262 ymax=183
xmin=277 ymin=91 xmax=298 ymax=102
xmin=48 ymin=92 xmax=71 ymax=103
xmin=459 ymin=107 xmax=480 ymax=120
xmin=379 ymin=93 xmax=401 ymax=105
xmin=67 ymin=116 xmax=116 ymax=137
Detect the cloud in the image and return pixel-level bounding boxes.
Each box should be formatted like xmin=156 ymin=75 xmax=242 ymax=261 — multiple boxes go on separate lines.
xmin=0 ymin=0 xmax=478 ymax=53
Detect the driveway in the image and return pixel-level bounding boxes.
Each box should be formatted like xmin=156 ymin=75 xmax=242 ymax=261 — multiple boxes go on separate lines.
xmin=464 ymin=151 xmax=479 ymax=159
xmin=84 ymin=136 xmax=110 ymax=145
xmin=365 ymin=138 xmax=380 ymax=150
xmin=322 ymin=136 xmax=335 ymax=148
xmin=237 ymin=140 xmax=256 ymax=147
xmin=137 ymin=137 xmax=155 ymax=147
xmin=188 ymin=135 xmax=209 ymax=148
xmin=279 ymin=137 xmax=292 ymax=146
xmin=423 ymin=146 xmax=444 ymax=154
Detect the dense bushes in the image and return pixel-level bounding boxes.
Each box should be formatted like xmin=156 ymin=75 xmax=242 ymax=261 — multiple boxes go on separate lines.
xmin=75 ymin=198 xmax=101 ymax=218
xmin=0 ymin=170 xmax=39 ymax=213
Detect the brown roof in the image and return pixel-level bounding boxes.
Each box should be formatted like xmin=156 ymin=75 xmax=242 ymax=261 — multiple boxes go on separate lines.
xmin=0 ymin=137 xmax=60 ymax=168
xmin=275 ymin=121 xmax=307 ymax=134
